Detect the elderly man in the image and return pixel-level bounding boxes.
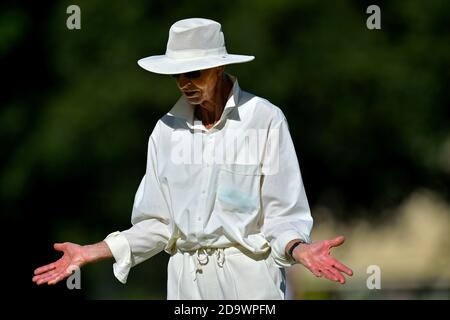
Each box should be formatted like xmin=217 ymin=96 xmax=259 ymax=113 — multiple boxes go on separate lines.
xmin=33 ymin=18 xmax=352 ymax=299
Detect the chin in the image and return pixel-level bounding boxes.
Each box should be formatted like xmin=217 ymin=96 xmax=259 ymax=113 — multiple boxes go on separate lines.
xmin=187 ymin=97 xmax=203 ymax=105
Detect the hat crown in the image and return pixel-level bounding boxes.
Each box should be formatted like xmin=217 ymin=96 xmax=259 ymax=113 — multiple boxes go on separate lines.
xmin=137 ymin=18 xmax=254 ymax=74
xmin=166 ymin=18 xmax=227 ymax=59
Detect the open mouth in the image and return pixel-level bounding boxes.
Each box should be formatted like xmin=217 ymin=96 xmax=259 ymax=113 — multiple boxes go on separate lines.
xmin=184 ymin=91 xmax=199 ymax=97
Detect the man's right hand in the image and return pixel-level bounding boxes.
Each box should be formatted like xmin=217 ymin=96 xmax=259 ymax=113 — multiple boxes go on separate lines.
xmin=32 ymin=241 xmax=112 ymax=285
xmin=32 ymin=242 xmax=89 ymax=285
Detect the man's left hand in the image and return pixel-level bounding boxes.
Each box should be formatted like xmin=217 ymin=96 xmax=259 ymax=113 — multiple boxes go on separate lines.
xmin=292 ymin=236 xmax=353 ymax=284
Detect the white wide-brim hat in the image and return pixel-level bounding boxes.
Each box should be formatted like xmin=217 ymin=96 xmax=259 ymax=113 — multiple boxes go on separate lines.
xmin=138 ymin=18 xmax=255 ymax=75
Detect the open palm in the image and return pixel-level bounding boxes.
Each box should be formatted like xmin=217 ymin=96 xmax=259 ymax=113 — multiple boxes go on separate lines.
xmin=32 ymin=242 xmax=87 ymax=285
xmin=293 ymin=236 xmax=353 ymax=284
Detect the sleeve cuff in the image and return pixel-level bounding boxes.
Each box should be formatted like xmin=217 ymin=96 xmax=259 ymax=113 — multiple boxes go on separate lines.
xmin=270 ymin=230 xmax=311 ymax=268
xmin=104 ymin=231 xmax=132 ymax=284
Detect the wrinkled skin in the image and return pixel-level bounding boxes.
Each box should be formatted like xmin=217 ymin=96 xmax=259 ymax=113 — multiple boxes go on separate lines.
xmin=290 ymin=236 xmax=353 ymax=284
xmin=173 ymin=66 xmax=232 ymax=129
xmin=32 ymin=242 xmax=110 ymax=285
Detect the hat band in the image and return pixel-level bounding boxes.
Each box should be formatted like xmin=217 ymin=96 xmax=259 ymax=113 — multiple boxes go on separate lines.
xmin=166 ymin=46 xmax=227 ymax=59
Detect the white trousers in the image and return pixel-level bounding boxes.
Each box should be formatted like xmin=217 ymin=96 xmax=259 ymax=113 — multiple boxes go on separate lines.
xmin=167 ymin=246 xmax=286 ymax=300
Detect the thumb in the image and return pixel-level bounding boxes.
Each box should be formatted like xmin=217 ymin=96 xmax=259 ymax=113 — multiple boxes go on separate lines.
xmin=53 ymin=243 xmax=65 ymax=251
xmin=328 ymin=236 xmax=345 ymax=248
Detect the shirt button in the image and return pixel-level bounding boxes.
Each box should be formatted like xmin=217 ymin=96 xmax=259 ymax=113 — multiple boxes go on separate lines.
xmin=197 ymin=217 xmax=202 ymax=221
xmin=202 ymin=190 xmax=206 ymax=194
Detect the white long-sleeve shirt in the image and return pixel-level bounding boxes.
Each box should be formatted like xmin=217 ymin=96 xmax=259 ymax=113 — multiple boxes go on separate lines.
xmin=104 ymin=75 xmax=313 ymax=283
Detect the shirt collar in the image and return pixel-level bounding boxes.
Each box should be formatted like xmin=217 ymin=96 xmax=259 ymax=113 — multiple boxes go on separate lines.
xmin=167 ymin=74 xmax=241 ymax=129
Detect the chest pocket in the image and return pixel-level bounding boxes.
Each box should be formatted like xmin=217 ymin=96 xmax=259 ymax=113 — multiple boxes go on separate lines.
xmin=216 ymin=164 xmax=262 ymax=214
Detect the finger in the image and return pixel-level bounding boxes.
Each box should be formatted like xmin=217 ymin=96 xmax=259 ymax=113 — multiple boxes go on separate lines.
xmin=35 ymin=273 xmax=54 ymax=285
xmin=47 ymin=271 xmax=66 ymax=285
xmin=329 ymin=259 xmax=353 ymax=276
xmin=315 ymin=261 xmax=336 ymax=282
xmin=44 ymin=275 xmax=61 ymax=285
xmin=33 ymin=268 xmax=61 ymax=284
xmin=328 ymin=236 xmax=345 ymax=248
xmin=327 ymin=267 xmax=346 ymax=284
xmin=36 ymin=274 xmax=56 ymax=285
xmin=54 ymin=243 xmax=65 ymax=251
xmin=321 ymin=268 xmax=338 ymax=282
xmin=35 ymin=268 xmax=62 ymax=284
xmin=42 ymin=271 xmax=67 ymax=285
xmin=48 ymin=268 xmax=72 ymax=285
xmin=310 ymin=267 xmax=322 ymax=278
xmin=33 ymin=273 xmax=48 ymax=283
xmin=34 ymin=262 xmax=56 ymax=275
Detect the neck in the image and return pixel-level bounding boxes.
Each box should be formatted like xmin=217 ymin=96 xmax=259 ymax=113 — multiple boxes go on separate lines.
xmin=195 ymin=74 xmax=233 ymax=129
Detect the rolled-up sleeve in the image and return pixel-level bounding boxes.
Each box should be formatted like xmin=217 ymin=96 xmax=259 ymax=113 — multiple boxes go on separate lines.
xmin=261 ymin=115 xmax=313 ymax=267
xmin=104 ymin=124 xmax=171 ymax=283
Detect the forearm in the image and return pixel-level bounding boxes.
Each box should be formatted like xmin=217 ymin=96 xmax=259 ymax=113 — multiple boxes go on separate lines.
xmin=83 ymin=241 xmax=113 ymax=264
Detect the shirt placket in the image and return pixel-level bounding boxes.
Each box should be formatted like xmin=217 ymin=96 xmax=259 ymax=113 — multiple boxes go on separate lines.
xmin=196 ymin=128 xmax=216 ymax=238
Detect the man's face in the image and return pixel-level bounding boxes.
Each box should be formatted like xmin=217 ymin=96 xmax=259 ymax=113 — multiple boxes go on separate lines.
xmin=173 ymin=67 xmax=223 ymax=106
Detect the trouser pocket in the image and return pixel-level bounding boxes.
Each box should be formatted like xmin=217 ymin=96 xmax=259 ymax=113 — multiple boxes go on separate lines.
xmin=225 ymin=251 xmax=284 ymax=300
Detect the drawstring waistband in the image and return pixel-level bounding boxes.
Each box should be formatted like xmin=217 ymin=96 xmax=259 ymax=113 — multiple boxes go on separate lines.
xmin=174 ymin=245 xmax=268 ymax=281
xmin=192 ymin=248 xmax=225 ymax=281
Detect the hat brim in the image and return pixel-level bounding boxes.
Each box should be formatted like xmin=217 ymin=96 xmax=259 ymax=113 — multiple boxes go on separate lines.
xmin=137 ymin=54 xmax=254 ymax=75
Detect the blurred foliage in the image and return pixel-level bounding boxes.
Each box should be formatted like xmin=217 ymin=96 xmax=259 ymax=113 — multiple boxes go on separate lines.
xmin=1 ymin=0 xmax=447 ymax=298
